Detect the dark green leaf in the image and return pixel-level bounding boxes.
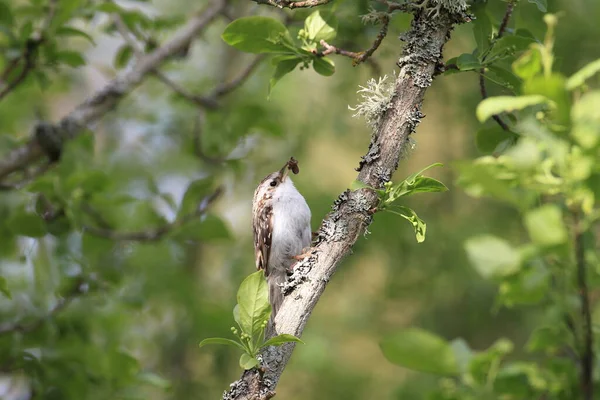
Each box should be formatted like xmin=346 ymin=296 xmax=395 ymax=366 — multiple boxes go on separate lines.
xmin=304 ymin=10 xmax=337 ymax=42
xmin=239 ymin=353 xmax=259 ymax=370
xmin=178 ymin=178 xmax=215 ymax=218
xmin=472 ymin=5 xmax=491 ymax=55
xmin=269 ymin=57 xmax=301 ymax=94
xmin=475 ymin=126 xmax=514 ymax=154
xmin=261 ymin=334 xmax=304 ymax=348
xmin=487 ymin=35 xmax=536 ymax=62
xmin=0 ymin=1 xmax=14 ymax=26
xmin=222 ymin=16 xmax=296 ymax=54
xmin=380 ymin=328 xmax=458 ymax=375
xmin=457 ymin=53 xmax=481 ymax=71
xmin=313 ymin=56 xmax=334 ymax=76
xmin=199 ymin=337 xmax=246 ymax=351
xmin=487 ymin=65 xmax=522 ymax=92
xmin=55 ymin=50 xmax=86 ymax=67
xmin=0 ymin=276 xmax=11 ymax=299
xmin=56 ymin=26 xmax=95 ymax=44
xmin=6 ymin=210 xmax=46 ymax=238
xmin=114 ymin=45 xmax=133 ymax=69
xmin=236 ymin=271 xmax=271 ymax=341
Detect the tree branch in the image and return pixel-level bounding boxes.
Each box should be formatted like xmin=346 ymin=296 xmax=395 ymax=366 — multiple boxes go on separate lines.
xmin=83 ymin=188 xmax=222 ymax=242
xmin=574 ymin=211 xmax=594 ymax=400
xmin=0 ymin=0 xmax=227 ymax=183
xmin=250 ymin=0 xmax=332 ymax=9
xmin=223 ymin=3 xmax=471 ymax=398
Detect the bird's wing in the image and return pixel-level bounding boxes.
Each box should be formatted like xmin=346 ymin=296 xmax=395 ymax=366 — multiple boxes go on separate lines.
xmin=253 ymin=202 xmax=273 ymax=275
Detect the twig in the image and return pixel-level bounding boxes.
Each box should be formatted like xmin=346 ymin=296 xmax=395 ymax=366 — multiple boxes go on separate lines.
xmin=0 ymin=0 xmax=227 ymax=183
xmin=153 ymin=73 xmax=220 ymax=109
xmin=315 ymin=9 xmax=394 ymax=65
xmin=251 ymin=0 xmax=332 ymax=9
xmin=0 ymin=277 xmax=87 ymax=336
xmin=83 ymin=188 xmax=222 ymax=241
xmin=0 ymin=162 xmax=53 ymax=191
xmin=478 ymin=0 xmax=515 ymax=132
xmin=574 ymin=211 xmax=594 ymax=400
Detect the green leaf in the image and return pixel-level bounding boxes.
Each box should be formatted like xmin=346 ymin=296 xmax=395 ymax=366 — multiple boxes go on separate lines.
xmin=476 ymin=95 xmax=553 ymax=122
xmin=6 ymin=211 xmax=46 ymax=238
xmin=524 ymin=205 xmax=567 ymax=246
xmin=55 ymin=50 xmax=86 ymax=67
xmin=313 ymin=57 xmax=335 ymax=76
xmin=457 ymin=53 xmax=481 ymax=71
xmin=269 ymin=57 xmax=301 ymax=94
xmin=222 ymin=16 xmax=295 ymax=54
xmin=522 ymin=74 xmax=570 ymax=125
xmin=486 ymin=35 xmax=537 ymax=62
xmin=464 ymin=235 xmax=521 ymax=278
xmin=236 ymin=271 xmax=271 ymax=341
xmin=199 ymin=337 xmax=246 ymax=352
xmin=566 ymin=59 xmax=600 ymax=90
xmin=472 ymin=5 xmax=491 ymax=55
xmin=114 ymin=45 xmax=133 ymax=69
xmin=239 ymin=353 xmax=259 ymax=370
xmin=261 ymin=334 xmax=305 ymax=348
xmin=0 ymin=276 xmax=11 ymax=299
xmin=171 ymin=214 xmax=231 ymax=241
xmin=137 ymin=372 xmax=171 ymax=390
xmin=475 ymin=126 xmax=513 ymax=154
xmin=528 ymin=0 xmax=547 ymax=12
xmin=304 ymin=10 xmax=337 ymax=42
xmin=388 ymin=206 xmax=427 ymax=243
xmin=380 ymin=328 xmax=458 ymax=376
xmin=487 ymin=65 xmax=522 ymax=92
xmin=0 ymin=1 xmax=14 ymax=26
xmin=56 ymin=26 xmax=95 ymax=44
xmin=571 ymin=91 xmax=600 ymax=149
xmin=513 ymin=48 xmax=542 ymax=80
xmin=178 ymin=178 xmax=215 ymax=218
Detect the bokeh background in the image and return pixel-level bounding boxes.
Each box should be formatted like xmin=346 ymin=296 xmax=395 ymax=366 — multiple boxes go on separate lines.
xmin=1 ymin=0 xmax=599 ymax=398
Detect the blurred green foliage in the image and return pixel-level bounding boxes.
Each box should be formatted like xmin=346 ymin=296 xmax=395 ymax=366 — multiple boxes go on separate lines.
xmin=0 ymin=0 xmax=599 ymax=399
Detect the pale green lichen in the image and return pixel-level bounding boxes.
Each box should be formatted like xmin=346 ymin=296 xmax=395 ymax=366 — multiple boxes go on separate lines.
xmin=348 ymin=73 xmax=396 ymax=132
xmin=361 ymin=7 xmax=387 ymax=25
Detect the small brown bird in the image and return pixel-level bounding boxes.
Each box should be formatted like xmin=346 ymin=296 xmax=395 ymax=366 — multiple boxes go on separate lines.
xmin=252 ymin=158 xmax=311 ymax=320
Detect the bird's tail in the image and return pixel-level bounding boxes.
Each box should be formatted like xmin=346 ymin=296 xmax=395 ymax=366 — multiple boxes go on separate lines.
xmin=267 ymin=270 xmax=286 ymax=327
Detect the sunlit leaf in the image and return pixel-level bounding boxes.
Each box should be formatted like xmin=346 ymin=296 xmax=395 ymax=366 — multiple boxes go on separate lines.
xmin=388 ymin=206 xmax=427 ymax=243
xmin=476 ymin=95 xmax=553 ymax=122
xmin=465 ymin=235 xmax=521 ymax=278
xmin=304 ymin=10 xmax=337 ymax=42
xmin=199 ymin=337 xmax=246 ymax=351
xmin=566 ymin=58 xmax=600 ymax=90
xmin=236 ymin=271 xmax=271 ymax=341
xmin=524 ymin=205 xmax=567 ymax=246
xmin=0 ymin=276 xmax=11 ymax=299
xmin=239 ymin=353 xmax=259 ymax=370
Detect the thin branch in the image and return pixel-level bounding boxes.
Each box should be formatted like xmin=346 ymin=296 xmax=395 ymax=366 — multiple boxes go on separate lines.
xmin=497 ymin=0 xmax=515 ymax=39
xmin=0 ymin=0 xmax=57 ymax=101
xmin=0 ymin=0 xmax=227 ymax=183
xmin=224 ymin=3 xmax=471 ymax=398
xmin=251 ymin=0 xmax=332 ymax=9
xmin=574 ymin=211 xmax=594 ymax=400
xmin=0 ymin=277 xmax=87 ymax=336
xmin=315 ymin=9 xmax=396 ymax=65
xmin=153 ymin=73 xmax=220 ymax=109
xmin=0 ymin=162 xmax=53 ymax=191
xmin=83 ymin=187 xmax=222 ymax=242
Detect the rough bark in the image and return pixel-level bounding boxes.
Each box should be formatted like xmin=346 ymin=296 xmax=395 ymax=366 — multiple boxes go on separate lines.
xmin=0 ymin=0 xmax=226 ymax=181
xmin=223 ymin=3 xmax=470 ymax=399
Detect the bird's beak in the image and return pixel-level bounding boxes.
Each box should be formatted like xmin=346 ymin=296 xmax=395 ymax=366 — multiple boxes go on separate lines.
xmin=278 ymin=161 xmax=290 ymax=182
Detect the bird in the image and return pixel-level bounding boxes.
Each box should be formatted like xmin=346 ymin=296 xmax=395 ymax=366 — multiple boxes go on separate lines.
xmin=252 ymin=157 xmax=312 ymax=323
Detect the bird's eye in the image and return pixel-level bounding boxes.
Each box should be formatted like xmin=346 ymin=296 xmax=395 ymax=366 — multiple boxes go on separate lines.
xmin=269 ymin=180 xmax=277 ymax=187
